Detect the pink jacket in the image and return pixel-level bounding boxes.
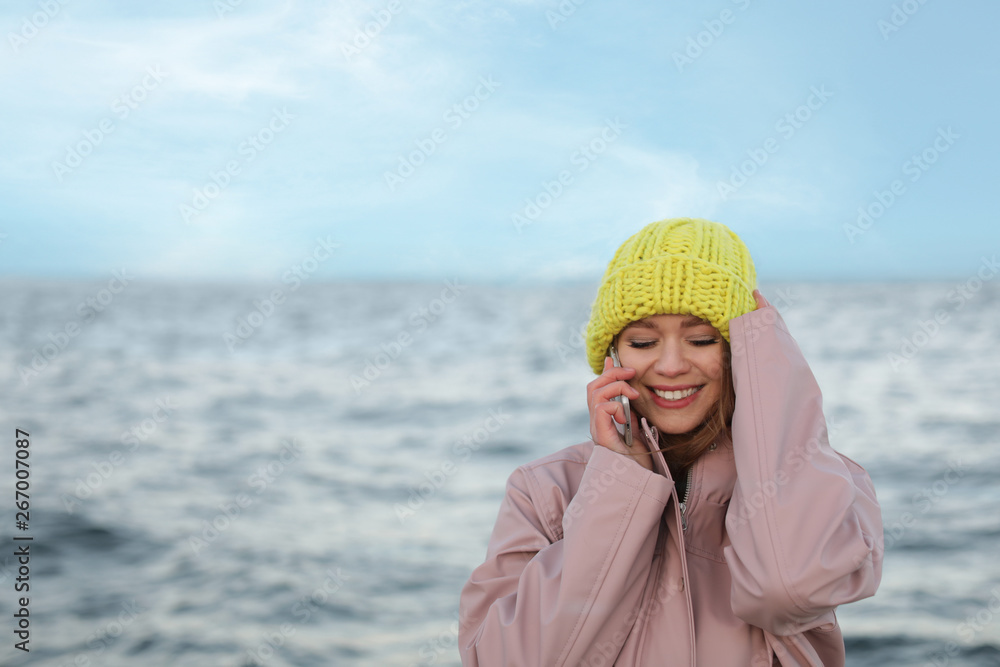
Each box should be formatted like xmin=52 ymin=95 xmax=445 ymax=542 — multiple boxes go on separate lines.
xmin=459 ymin=305 xmax=883 ymax=666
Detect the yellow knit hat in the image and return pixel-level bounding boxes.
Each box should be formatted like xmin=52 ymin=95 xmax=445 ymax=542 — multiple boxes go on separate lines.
xmin=584 ymin=217 xmax=757 ymax=374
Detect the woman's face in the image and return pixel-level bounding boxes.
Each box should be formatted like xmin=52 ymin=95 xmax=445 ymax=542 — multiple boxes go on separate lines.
xmin=614 ymin=314 xmax=726 ymax=435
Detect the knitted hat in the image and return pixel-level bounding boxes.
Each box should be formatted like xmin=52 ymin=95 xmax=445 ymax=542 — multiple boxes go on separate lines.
xmin=584 ymin=218 xmax=757 ymax=374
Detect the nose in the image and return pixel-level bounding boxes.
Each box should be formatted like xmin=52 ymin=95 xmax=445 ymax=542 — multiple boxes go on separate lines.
xmin=652 ymin=339 xmax=691 ymax=377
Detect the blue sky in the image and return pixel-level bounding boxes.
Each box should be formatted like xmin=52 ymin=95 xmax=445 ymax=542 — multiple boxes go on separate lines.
xmin=1 ymin=0 xmax=997 ymax=283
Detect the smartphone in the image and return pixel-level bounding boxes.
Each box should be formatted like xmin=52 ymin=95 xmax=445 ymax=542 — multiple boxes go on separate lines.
xmin=608 ymin=344 xmax=633 ymax=447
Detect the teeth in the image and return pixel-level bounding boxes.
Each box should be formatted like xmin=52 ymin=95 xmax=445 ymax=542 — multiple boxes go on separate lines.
xmin=653 ymin=386 xmax=700 ymax=401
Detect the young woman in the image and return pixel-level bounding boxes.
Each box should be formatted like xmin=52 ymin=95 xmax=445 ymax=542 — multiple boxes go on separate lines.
xmin=458 ymin=218 xmax=883 ymax=666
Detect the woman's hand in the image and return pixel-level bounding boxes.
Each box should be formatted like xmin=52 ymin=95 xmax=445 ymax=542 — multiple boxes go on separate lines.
xmin=752 ymin=288 xmax=771 ymax=311
xmin=587 ymin=357 xmax=654 ymax=472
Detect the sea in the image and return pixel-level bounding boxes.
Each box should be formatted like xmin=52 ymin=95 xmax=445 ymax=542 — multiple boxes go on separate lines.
xmin=0 ymin=278 xmax=997 ymax=667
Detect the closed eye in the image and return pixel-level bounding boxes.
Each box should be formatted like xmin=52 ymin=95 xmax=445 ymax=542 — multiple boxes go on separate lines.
xmin=627 ymin=338 xmax=719 ymax=349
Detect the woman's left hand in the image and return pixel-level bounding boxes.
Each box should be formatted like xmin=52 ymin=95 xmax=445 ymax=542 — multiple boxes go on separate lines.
xmin=752 ymin=288 xmax=770 ymax=311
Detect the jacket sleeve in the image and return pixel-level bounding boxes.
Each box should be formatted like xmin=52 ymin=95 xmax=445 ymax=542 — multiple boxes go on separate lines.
xmin=458 ymin=445 xmax=673 ymax=666
xmin=723 ymin=305 xmax=883 ymax=637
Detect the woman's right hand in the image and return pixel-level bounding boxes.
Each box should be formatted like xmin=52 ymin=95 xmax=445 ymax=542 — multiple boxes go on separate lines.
xmin=587 ymin=356 xmax=653 ymax=472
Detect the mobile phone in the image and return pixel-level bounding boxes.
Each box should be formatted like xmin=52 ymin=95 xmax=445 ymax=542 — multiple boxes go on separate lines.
xmin=608 ymin=344 xmax=633 ymax=447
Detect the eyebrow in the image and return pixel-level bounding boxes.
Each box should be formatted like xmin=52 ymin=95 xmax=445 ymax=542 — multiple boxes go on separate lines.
xmin=622 ymin=316 xmax=711 ymax=332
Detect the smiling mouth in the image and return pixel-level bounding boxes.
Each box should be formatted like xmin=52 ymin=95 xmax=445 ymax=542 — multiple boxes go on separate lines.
xmin=651 ymin=386 xmax=703 ymax=401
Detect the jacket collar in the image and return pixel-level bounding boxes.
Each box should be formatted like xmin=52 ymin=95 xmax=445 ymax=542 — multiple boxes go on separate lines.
xmin=638 ymin=416 xmax=738 ymax=506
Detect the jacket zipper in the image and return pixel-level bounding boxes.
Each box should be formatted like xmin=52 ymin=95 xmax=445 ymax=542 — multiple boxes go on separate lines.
xmin=673 ymin=462 xmax=697 ymax=666
xmin=678 ymin=466 xmax=693 ymax=531
xmin=679 ymin=441 xmax=716 ymax=531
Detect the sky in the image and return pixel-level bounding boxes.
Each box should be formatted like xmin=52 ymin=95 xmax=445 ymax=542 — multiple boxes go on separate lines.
xmin=1 ymin=0 xmax=997 ymax=284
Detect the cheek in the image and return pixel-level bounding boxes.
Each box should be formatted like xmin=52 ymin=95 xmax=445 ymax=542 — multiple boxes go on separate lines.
xmin=619 ymin=350 xmax=653 ymax=375
xmin=699 ymin=350 xmax=726 ymax=381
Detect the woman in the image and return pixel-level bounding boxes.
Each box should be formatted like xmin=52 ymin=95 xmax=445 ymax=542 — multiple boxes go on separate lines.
xmin=458 ymin=218 xmax=883 ymax=666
